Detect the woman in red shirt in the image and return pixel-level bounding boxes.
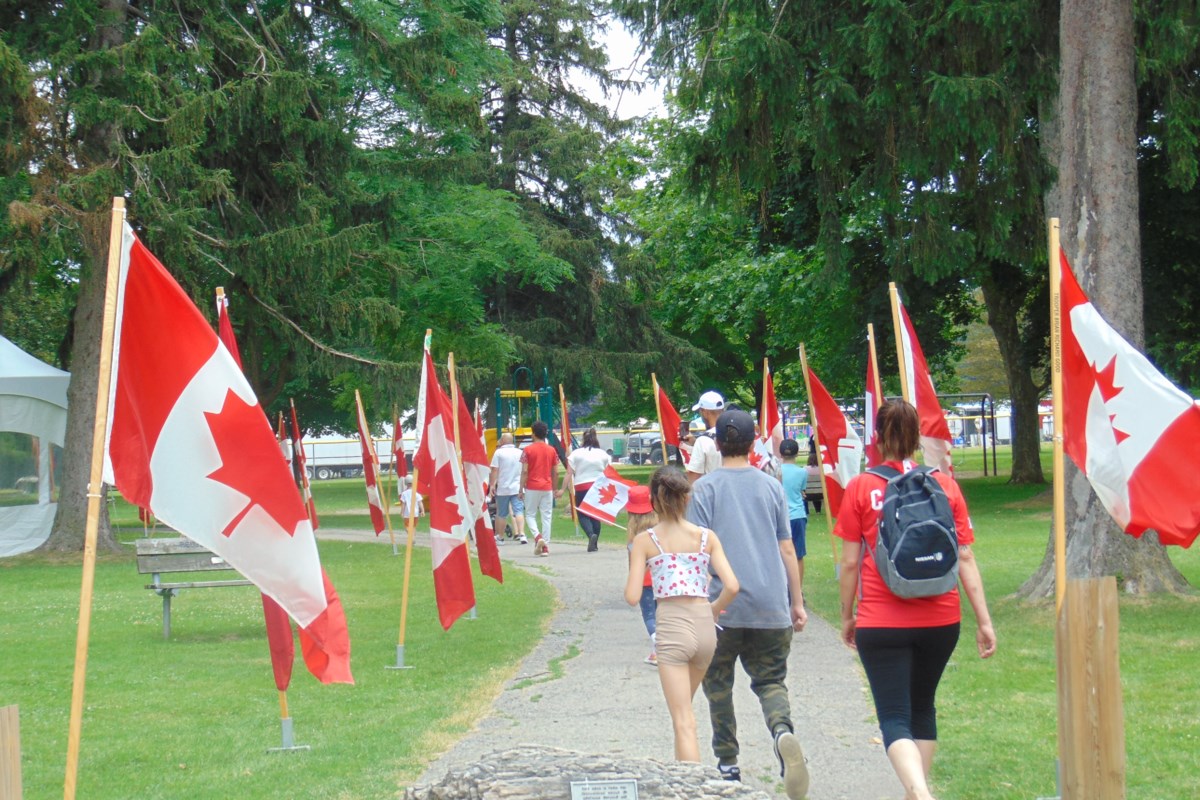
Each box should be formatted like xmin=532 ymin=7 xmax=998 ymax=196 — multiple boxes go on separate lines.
xmin=835 ymin=399 xmax=996 ymax=800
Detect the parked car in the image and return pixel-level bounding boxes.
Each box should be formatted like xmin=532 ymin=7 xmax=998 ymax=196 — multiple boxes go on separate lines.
xmin=624 ymin=433 xmax=681 ymax=465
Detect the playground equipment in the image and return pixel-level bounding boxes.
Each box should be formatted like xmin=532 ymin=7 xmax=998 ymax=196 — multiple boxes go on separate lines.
xmin=487 ymin=366 xmax=569 ymax=458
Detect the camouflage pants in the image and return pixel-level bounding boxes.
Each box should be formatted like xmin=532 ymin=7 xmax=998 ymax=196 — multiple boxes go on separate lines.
xmin=701 ymin=626 xmax=794 ymax=763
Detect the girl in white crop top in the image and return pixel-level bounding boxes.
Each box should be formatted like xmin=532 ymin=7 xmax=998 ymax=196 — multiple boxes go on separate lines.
xmin=625 ymin=467 xmax=739 ymax=762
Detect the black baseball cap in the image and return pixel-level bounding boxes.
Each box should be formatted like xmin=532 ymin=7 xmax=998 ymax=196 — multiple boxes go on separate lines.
xmin=715 ymin=409 xmax=756 ymax=445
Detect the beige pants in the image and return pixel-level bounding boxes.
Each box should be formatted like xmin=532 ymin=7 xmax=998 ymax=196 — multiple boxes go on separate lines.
xmin=654 ymin=597 xmax=717 ymax=669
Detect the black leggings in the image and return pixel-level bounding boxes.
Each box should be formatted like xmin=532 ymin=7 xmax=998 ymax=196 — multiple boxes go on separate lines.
xmin=575 ymin=488 xmax=601 ymax=540
xmin=855 ymin=623 xmax=960 ymax=749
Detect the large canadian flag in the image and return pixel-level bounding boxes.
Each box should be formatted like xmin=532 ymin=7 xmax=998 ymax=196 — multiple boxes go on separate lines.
xmin=455 ymin=391 xmax=502 ymax=583
xmin=807 ymin=365 xmax=863 ymax=517
xmin=864 ymin=340 xmax=884 ymax=468
xmin=1060 ymin=250 xmax=1200 ymax=547
xmin=103 ymin=223 xmax=352 ymax=683
xmin=896 ymin=299 xmax=954 ymax=473
xmin=354 ymin=391 xmax=388 ymax=536
xmin=578 ymin=466 xmax=638 ymax=525
xmin=412 ymin=348 xmax=477 ymax=629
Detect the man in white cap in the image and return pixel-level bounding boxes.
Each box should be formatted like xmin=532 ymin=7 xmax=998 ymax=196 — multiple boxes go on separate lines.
xmin=686 ymin=390 xmax=725 ymax=483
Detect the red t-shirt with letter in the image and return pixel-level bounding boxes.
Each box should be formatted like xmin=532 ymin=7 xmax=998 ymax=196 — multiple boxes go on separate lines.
xmin=833 ymin=460 xmax=974 ymax=629
xmin=521 ymin=441 xmax=558 ymax=491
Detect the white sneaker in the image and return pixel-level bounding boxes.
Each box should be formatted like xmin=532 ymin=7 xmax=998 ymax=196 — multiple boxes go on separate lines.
xmin=774 ymin=730 xmax=809 ymax=800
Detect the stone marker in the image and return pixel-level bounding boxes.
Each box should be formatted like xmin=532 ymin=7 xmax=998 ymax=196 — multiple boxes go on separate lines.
xmin=404 ymin=745 xmax=772 ymax=800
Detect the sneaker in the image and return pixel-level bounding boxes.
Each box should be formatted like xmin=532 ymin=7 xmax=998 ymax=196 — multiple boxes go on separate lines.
xmin=644 ymin=652 xmax=657 ymax=666
xmin=538 ymin=542 xmax=550 ymax=557
xmin=717 ymin=764 xmax=741 ymax=782
xmin=774 ymin=730 xmax=809 ymax=799
xmin=517 ymin=536 xmax=528 ymax=545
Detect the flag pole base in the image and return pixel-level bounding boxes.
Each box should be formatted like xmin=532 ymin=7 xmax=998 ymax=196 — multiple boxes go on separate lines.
xmin=391 ymin=540 xmax=399 ymax=556
xmin=267 ymin=717 xmax=310 ymax=753
xmin=386 ymin=644 xmax=414 ymax=670
xmin=467 ymin=605 xmax=477 ymax=620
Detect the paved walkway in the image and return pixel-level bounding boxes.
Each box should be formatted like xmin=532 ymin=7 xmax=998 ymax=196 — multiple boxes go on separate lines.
xmin=375 ymin=530 xmax=899 ymax=800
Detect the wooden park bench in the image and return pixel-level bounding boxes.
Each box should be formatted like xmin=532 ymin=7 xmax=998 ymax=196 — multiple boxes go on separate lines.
xmin=135 ymin=537 xmax=253 ymax=639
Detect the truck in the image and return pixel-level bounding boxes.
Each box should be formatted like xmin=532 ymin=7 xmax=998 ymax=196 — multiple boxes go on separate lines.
xmin=299 ymin=433 xmax=414 ymax=480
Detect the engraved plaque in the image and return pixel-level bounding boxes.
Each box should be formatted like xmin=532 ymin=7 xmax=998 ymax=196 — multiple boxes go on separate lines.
xmin=569 ymin=778 xmax=639 ymax=800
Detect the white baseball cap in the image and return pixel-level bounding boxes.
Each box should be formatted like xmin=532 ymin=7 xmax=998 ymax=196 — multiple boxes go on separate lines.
xmin=692 ymin=390 xmax=725 ymax=412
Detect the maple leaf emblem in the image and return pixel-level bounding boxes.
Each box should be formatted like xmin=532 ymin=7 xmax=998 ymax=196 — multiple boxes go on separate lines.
xmin=599 ymin=483 xmax=618 ymax=505
xmin=1094 ymin=356 xmax=1131 ymax=445
xmin=205 ymin=389 xmax=309 ymax=537
xmin=429 ymin=460 xmax=466 ymax=531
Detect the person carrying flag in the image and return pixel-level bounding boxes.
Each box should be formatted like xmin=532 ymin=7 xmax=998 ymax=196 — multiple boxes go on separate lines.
xmin=685 ymin=390 xmax=725 ymax=483
xmin=567 ymin=427 xmax=612 ymax=552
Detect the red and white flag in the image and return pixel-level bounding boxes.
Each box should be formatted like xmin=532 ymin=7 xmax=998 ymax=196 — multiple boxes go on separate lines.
xmin=289 ymin=401 xmax=319 ymax=529
xmin=807 ymin=365 xmax=863 ymax=517
xmin=354 ymin=391 xmax=388 ymax=537
xmin=413 ymin=345 xmax=477 ymax=629
xmin=1060 ymin=250 xmax=1200 ymax=547
xmin=455 ymin=392 xmax=502 ymax=583
xmin=896 ymin=299 xmax=953 ymax=473
xmin=655 ymin=381 xmax=688 ymax=465
xmin=578 ymin=465 xmax=638 ymax=525
xmin=864 ymin=339 xmax=884 ymax=468
xmin=391 ymin=415 xmax=408 ymax=479
xmin=104 ymin=223 xmax=351 ymax=683
xmin=753 ymin=361 xmax=784 ymax=471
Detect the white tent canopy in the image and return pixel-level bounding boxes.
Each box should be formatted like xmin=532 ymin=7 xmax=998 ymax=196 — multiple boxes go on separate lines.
xmin=0 ymin=335 xmax=70 ymax=556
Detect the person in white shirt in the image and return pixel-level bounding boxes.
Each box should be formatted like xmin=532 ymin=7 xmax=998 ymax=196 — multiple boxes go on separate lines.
xmin=398 ymin=477 xmax=424 ymax=519
xmin=489 ymin=433 xmax=527 ymax=543
xmin=567 ymin=427 xmax=612 ymax=551
xmin=686 ymin=390 xmax=725 ymax=483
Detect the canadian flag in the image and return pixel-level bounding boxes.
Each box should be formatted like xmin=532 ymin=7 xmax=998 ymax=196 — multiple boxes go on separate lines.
xmin=806 ymin=365 xmax=863 ymax=517
xmin=412 ymin=347 xmax=477 ymax=629
xmin=864 ymin=339 xmax=884 ymax=468
xmin=1060 ymin=250 xmax=1200 ymax=547
xmin=753 ymin=362 xmax=784 ymax=472
xmin=104 ymin=223 xmax=351 ymax=683
xmin=896 ymin=298 xmax=954 ymax=473
xmin=655 ymin=381 xmax=689 ymax=465
xmin=354 ymin=391 xmax=388 ymax=536
xmin=455 ymin=391 xmax=502 ymax=583
xmin=578 ymin=466 xmax=638 ymax=525
xmin=290 ymin=401 xmax=319 ymax=528
xmin=391 ymin=415 xmax=408 ymax=479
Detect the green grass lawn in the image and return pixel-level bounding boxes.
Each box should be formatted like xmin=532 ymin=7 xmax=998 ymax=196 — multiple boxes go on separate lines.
xmin=0 ymin=519 xmax=555 ymax=799
xmin=8 ymin=454 xmax=1200 ymax=799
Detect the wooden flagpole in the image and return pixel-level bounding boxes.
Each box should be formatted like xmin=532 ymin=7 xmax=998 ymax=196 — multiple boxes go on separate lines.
xmin=558 ymin=384 xmax=580 ymax=535
xmin=392 ymin=329 xmax=430 ymax=670
xmin=64 ymin=197 xmax=126 ymax=800
xmin=888 ymin=283 xmax=912 ymax=404
xmin=867 ymin=323 xmax=883 ymax=405
xmin=798 ymin=343 xmax=838 ymax=567
xmin=447 ymin=353 xmax=478 ymax=618
xmin=1049 ymin=218 xmax=1067 ymax=614
xmin=651 ymin=373 xmax=669 ymax=466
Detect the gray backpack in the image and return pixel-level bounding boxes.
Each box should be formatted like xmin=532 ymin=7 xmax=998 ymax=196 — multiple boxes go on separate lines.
xmin=865 ymin=465 xmax=960 ymax=598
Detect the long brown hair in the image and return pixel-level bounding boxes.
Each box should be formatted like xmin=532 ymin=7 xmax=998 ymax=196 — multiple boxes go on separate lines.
xmin=876 ymin=399 xmax=920 ymax=461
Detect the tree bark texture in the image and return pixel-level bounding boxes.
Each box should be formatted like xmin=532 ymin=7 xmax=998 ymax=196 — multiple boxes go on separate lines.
xmin=1021 ymin=0 xmax=1188 ymax=596
xmin=42 ymin=0 xmax=127 ymax=553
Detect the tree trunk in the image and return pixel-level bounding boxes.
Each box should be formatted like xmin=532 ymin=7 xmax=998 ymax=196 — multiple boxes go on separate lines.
xmin=42 ymin=0 xmax=127 ymax=553
xmin=1020 ymin=0 xmax=1188 ymax=597
xmin=980 ymin=264 xmax=1045 ymax=485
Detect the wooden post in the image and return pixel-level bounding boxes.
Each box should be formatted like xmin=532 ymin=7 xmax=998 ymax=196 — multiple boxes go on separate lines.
xmin=1049 ymin=219 xmax=1068 ymax=614
xmin=1057 ymin=577 xmax=1126 ymax=799
xmin=391 ymin=329 xmax=430 ymax=670
xmin=888 ymin=283 xmax=912 ymax=404
xmin=798 ymin=343 xmax=838 ymax=565
xmin=64 ymin=197 xmax=126 ymax=800
xmin=1 ymin=705 xmax=21 ymax=800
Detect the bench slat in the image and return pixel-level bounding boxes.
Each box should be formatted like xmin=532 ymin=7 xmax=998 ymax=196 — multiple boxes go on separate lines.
xmin=146 ymin=580 xmax=254 ymax=591
xmin=137 ymin=552 xmax=235 ymax=574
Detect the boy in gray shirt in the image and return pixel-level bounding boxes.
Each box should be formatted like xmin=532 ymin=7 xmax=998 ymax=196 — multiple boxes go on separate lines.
xmin=687 ymin=409 xmax=809 ymax=799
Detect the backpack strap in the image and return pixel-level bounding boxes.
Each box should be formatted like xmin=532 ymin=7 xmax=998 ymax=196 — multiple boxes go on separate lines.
xmin=866 ymin=465 xmax=902 ymax=481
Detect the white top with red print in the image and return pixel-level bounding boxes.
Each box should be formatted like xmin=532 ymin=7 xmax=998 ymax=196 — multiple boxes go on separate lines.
xmin=647 ymin=528 xmax=712 ymax=600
